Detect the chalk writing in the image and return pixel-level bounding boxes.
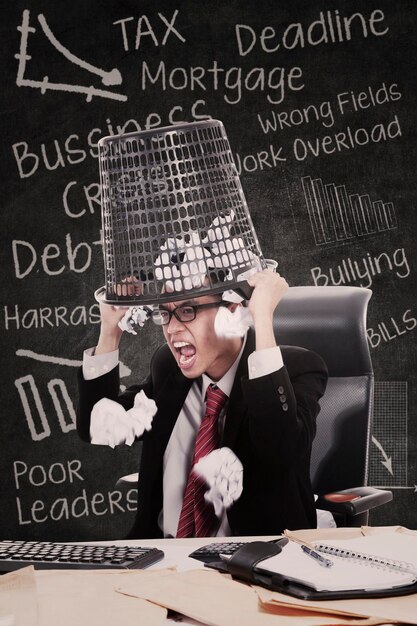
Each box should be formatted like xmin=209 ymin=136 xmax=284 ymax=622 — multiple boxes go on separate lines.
xmin=140 ymin=60 xmax=304 ymax=105
xmin=15 ymin=349 xmax=131 ymax=377
xmin=47 ymin=379 xmax=77 ymax=434
xmin=13 ymin=459 xmax=136 ymax=525
xmin=15 ymin=374 xmax=77 ymax=439
xmin=15 ymin=10 xmax=126 ymax=102
xmin=13 ymin=351 xmax=132 ymax=440
xmin=15 ymin=488 xmax=137 ymax=525
xmin=12 ymin=234 xmax=102 ymax=279
xmin=336 ymin=83 xmax=401 ymax=115
xmin=257 ymin=82 xmax=401 ymax=135
xmin=12 ymin=137 xmax=89 ymax=179
xmin=310 ymin=247 xmax=410 ymax=288
xmin=235 ymin=143 xmax=286 ymax=174
xmin=37 ymin=14 xmax=122 ymax=86
xmin=367 ymin=310 xmax=417 ymax=348
xmin=302 ymin=176 xmax=398 ymax=246
xmin=63 ymin=181 xmax=101 ymax=218
xmin=113 ymin=10 xmax=186 ymax=51
xmin=3 ymin=304 xmax=100 ymax=330
xmin=14 ymin=459 xmax=84 ymax=489
xmin=258 ymin=99 xmax=335 ymax=134
xmin=11 ymin=102 xmax=209 ymax=179
xmin=235 ymin=10 xmax=389 ymax=57
xmin=372 ymin=435 xmax=393 ymax=476
xmin=14 ymin=375 xmax=51 ymax=441
xmin=293 ymin=115 xmax=401 ymax=161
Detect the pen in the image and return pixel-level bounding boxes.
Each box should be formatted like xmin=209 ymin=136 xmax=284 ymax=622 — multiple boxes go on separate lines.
xmin=301 ymin=544 xmax=334 ymax=568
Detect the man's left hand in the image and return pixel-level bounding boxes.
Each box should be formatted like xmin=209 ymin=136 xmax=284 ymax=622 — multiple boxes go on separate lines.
xmin=247 ymin=269 xmax=289 ymax=325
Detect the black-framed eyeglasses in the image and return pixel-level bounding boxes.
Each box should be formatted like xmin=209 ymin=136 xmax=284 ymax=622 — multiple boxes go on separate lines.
xmin=151 ymin=301 xmax=229 ymax=326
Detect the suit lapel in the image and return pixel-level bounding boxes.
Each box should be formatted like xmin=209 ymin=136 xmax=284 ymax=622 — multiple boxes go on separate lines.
xmin=222 ymin=328 xmax=255 ymax=448
xmin=151 ymin=366 xmax=193 ymax=452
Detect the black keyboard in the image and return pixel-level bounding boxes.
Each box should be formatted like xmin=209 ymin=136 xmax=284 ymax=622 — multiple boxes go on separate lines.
xmin=0 ymin=540 xmax=164 ymax=572
xmin=189 ymin=541 xmax=250 ymax=563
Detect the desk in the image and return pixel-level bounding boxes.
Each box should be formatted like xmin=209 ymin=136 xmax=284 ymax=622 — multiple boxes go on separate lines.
xmin=121 ymin=526 xmax=365 ymax=572
xmin=106 ymin=527 xmax=405 ymax=625
xmin=1 ymin=528 xmax=411 ymax=626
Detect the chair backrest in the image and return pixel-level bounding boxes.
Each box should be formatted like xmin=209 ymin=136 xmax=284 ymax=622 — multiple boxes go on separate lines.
xmin=273 ymin=286 xmax=373 ymax=495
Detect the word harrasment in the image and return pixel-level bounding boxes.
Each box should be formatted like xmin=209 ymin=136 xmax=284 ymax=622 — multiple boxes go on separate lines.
xmin=4 ymin=303 xmax=100 ymax=330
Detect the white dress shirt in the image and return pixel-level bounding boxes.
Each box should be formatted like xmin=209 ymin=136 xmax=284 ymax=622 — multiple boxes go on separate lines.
xmin=83 ymin=339 xmax=284 ymax=537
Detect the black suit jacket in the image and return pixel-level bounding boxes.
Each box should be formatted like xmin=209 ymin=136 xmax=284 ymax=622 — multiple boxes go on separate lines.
xmin=77 ymin=330 xmax=328 ymax=538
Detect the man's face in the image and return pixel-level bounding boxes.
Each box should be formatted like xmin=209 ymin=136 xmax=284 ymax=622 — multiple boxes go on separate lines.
xmin=161 ymin=295 xmax=242 ymax=380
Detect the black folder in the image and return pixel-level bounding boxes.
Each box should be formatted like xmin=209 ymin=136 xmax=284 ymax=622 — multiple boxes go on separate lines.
xmin=206 ymin=540 xmax=417 ymax=600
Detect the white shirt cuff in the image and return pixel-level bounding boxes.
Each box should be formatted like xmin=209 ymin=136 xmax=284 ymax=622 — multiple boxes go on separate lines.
xmin=247 ymin=346 xmax=284 ymax=379
xmin=82 ymin=347 xmax=119 ymax=380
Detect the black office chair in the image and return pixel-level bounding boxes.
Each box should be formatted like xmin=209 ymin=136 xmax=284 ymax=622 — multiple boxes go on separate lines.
xmin=274 ymin=285 xmax=392 ymax=526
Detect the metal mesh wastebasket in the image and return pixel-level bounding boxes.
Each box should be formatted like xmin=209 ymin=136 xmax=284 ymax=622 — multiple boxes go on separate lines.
xmin=96 ymin=120 xmax=265 ymax=304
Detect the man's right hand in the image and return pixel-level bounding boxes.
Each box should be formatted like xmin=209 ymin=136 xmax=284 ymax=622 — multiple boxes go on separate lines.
xmin=95 ymin=303 xmax=127 ymax=355
xmin=96 ymin=277 xmax=143 ymax=355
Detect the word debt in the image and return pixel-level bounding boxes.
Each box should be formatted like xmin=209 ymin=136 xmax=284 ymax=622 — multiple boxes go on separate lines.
xmin=293 ymin=115 xmax=401 ymax=160
xmin=12 ymin=234 xmax=100 ymax=278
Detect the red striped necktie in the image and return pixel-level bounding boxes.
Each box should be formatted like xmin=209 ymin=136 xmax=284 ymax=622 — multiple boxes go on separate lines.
xmin=176 ymin=384 xmax=228 ymax=538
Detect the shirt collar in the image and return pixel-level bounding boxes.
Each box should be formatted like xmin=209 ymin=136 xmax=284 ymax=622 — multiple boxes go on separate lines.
xmin=201 ymin=334 xmax=247 ymax=400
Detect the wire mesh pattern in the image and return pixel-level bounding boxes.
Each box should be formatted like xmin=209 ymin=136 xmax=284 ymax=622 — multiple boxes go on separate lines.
xmin=97 ymin=120 xmax=264 ymax=304
xmin=369 ymin=381 xmax=408 ymax=488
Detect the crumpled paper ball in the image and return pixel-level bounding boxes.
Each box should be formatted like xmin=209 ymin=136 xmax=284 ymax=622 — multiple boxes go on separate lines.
xmin=222 ymin=290 xmax=244 ymax=304
xmin=214 ymin=305 xmax=254 ymax=338
xmin=194 ymin=447 xmax=243 ymax=516
xmin=154 ymin=233 xmax=211 ymax=291
xmin=90 ymin=390 xmax=157 ymax=448
xmin=118 ymin=306 xmax=151 ymax=335
xmin=152 ymin=211 xmax=261 ymax=292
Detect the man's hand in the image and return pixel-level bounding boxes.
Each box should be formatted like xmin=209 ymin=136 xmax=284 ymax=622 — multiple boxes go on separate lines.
xmin=247 ymin=269 xmax=289 ymax=321
xmin=113 ymin=276 xmax=142 ymax=297
xmin=246 ymin=269 xmax=289 ymax=351
xmin=194 ymin=447 xmax=243 ymax=516
xmin=95 ymin=303 xmax=127 ymax=355
xmin=96 ymin=276 xmax=143 ymax=355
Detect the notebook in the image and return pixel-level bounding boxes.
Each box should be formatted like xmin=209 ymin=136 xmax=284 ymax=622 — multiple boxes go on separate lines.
xmin=255 ymin=534 xmax=417 ymax=592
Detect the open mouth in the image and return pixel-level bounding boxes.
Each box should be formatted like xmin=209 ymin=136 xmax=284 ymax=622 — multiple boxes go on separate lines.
xmin=172 ymin=341 xmax=197 ymax=369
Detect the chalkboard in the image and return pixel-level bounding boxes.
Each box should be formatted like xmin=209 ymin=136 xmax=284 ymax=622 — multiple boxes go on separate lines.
xmin=1 ymin=0 xmax=416 ymax=540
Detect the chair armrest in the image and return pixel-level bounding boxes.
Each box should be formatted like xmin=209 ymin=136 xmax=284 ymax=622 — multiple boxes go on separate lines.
xmin=315 ymin=487 xmax=393 ymax=516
